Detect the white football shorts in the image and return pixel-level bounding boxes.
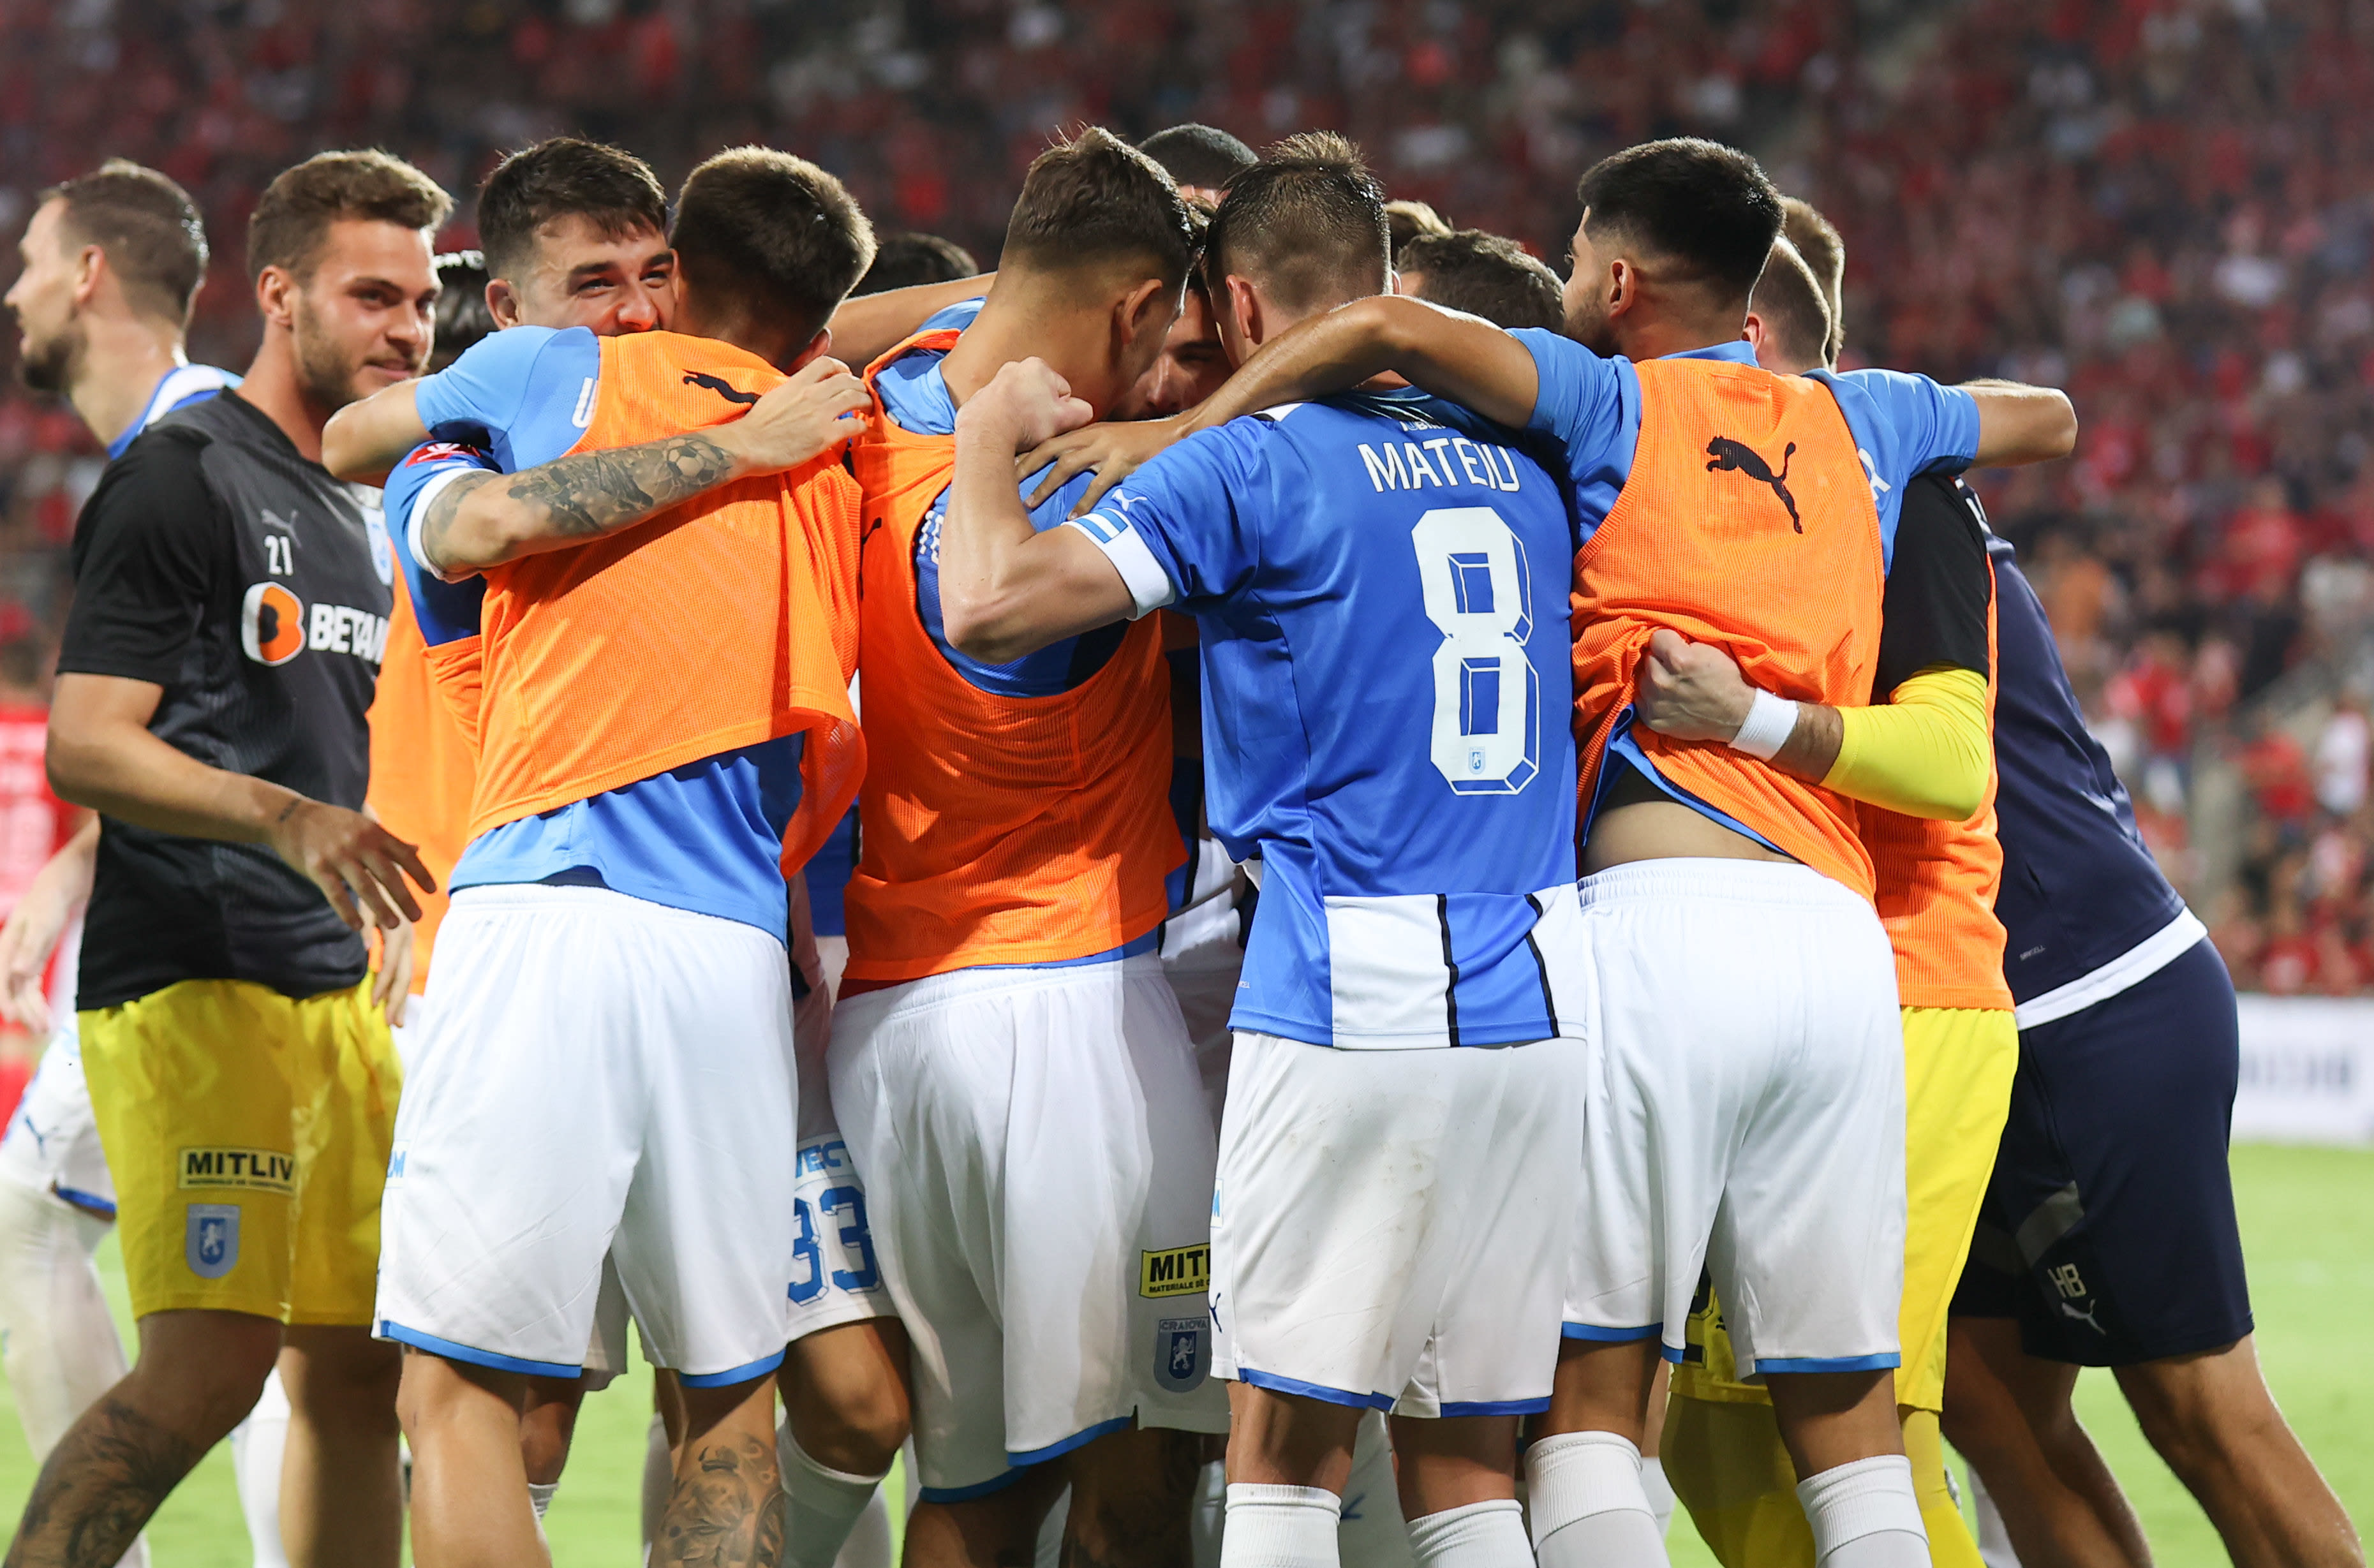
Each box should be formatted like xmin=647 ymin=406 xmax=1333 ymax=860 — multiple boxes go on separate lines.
xmin=828 ymin=955 xmax=1228 ymax=1501
xmin=0 ymin=1016 xmax=114 ymax=1215
xmin=1567 ymin=859 xmax=1906 ymax=1377
xmin=1212 ymin=1030 xmax=1584 ymax=1417
xmin=790 ymin=968 xmax=892 ymax=1340
xmin=375 ymin=884 xmax=798 ymax=1385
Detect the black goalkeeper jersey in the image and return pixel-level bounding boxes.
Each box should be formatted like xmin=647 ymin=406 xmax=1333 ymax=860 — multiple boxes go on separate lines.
xmin=59 ymin=390 xmax=396 ymax=1009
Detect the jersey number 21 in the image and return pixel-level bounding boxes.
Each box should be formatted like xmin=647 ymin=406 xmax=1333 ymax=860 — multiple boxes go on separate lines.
xmin=1413 ymin=506 xmax=1539 ymax=795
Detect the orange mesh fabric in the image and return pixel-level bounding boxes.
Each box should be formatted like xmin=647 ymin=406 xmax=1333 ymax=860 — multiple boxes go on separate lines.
xmin=1574 ymin=357 xmax=1886 ymax=899
xmin=463 ymin=330 xmax=862 ymax=874
xmin=841 ymin=330 xmax=1183 ymax=982
xmin=1862 ymin=579 xmax=2013 ymax=1010
xmin=366 ymin=572 xmax=475 ymax=986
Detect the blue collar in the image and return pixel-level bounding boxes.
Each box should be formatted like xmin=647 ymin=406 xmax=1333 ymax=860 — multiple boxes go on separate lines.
xmin=1659 ymin=339 xmax=1760 ymax=365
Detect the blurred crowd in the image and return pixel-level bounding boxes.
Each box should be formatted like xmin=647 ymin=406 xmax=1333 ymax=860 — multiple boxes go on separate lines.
xmin=1 ymin=0 xmax=2370 ymax=988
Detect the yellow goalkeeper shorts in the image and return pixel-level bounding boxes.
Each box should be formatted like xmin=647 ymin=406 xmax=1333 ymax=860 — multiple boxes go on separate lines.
xmin=82 ymin=977 xmax=401 ymax=1325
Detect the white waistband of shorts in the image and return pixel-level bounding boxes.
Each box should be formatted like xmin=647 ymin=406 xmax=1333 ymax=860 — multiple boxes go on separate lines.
xmin=447 ymin=880 xmax=779 ymax=939
xmin=2012 ymin=908 xmax=2207 ymax=1031
xmin=1575 ymin=856 xmax=1864 ymax=913
xmin=834 ymin=952 xmax=1167 ymax=1016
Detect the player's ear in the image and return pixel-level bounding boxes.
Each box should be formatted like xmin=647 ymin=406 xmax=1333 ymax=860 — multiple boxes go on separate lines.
xmin=1225 ymin=275 xmax=1261 ymax=350
xmin=1743 ymin=310 xmax=1770 ymax=361
xmin=787 ymin=327 xmax=833 ymax=372
xmin=486 ymin=277 xmax=523 ymax=330
xmin=71 ymin=244 xmax=107 ymax=311
xmin=254 ymin=264 xmax=299 ymax=331
xmin=1605 ymin=256 xmax=1638 ymax=323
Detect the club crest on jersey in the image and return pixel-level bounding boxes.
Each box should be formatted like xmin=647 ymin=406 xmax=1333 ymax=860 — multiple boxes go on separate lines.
xmin=1140 ymin=1242 xmax=1210 ymax=1299
xmin=241 ymin=581 xmax=306 ymax=665
xmin=1154 ymin=1314 xmax=1210 ymax=1393
xmin=186 ymin=1203 xmax=240 ymax=1279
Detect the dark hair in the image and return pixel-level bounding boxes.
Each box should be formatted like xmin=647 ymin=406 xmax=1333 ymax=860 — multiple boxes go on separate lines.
xmin=1573 ymin=138 xmax=1782 ymax=306
xmin=1397 ymin=230 xmax=1563 ymax=332
xmin=429 ymin=250 xmax=495 ymax=372
xmin=1780 ymin=196 xmax=1846 ymax=366
xmin=1747 ymin=239 xmax=1832 ymax=373
xmin=1205 ymin=131 xmax=1389 ymax=315
xmin=477 ymin=138 xmax=667 ymax=284
xmin=248 ymin=150 xmax=452 ymax=283
xmin=1001 ymin=128 xmax=1196 ymax=290
xmin=671 ymin=147 xmax=877 ymax=349
xmin=1137 ymin=124 xmax=1257 ymax=191
xmin=38 ymin=160 xmax=209 ymax=325
xmin=852 ymin=231 xmax=979 ymax=297
xmin=1384 ymin=198 xmax=1452 ymax=262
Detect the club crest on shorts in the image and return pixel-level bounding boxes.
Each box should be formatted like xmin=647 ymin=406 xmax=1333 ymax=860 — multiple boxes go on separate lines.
xmin=1154 ymin=1315 xmax=1210 ymax=1393
xmin=186 ymin=1203 xmax=240 ymax=1279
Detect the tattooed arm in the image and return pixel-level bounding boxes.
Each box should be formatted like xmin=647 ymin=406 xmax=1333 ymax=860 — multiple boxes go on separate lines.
xmin=417 ymin=356 xmax=872 ymax=577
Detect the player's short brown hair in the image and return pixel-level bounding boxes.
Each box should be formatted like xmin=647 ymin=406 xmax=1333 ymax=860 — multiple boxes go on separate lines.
xmin=477 ymin=138 xmax=667 ymax=284
xmin=1206 ymin=131 xmax=1389 ymax=315
xmin=1574 ymin=138 xmax=1781 ymax=306
xmin=1384 ymin=198 xmax=1452 ymax=262
xmin=670 ymin=147 xmax=877 ymax=350
xmin=1397 ymin=230 xmax=1562 ymax=332
xmin=38 ymin=160 xmax=210 ymax=325
xmin=1781 ymin=196 xmax=1846 ymax=366
xmin=247 ymin=150 xmax=452 ymax=283
xmin=1000 ymin=128 xmax=1196 ymax=291
xmin=1748 ymin=238 xmax=1832 ymax=374
xmin=853 ymin=231 xmax=980 ymax=297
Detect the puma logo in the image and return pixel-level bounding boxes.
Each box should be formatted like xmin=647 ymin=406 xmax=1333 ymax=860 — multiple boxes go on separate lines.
xmin=1705 ymin=436 xmax=1801 ymax=532
xmin=2058 ymin=1298 xmax=2107 ymax=1335
xmin=682 ymin=370 xmax=759 ymax=406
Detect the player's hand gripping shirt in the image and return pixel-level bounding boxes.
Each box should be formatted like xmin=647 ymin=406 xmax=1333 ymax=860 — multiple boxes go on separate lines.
xmin=387 ymin=327 xmax=863 ymax=943
xmin=1515 ymin=334 xmax=1982 ymax=898
xmin=1071 ymin=390 xmax=1588 ymax=1049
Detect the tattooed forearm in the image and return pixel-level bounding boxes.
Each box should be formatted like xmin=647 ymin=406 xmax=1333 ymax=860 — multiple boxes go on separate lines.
xmin=6 ymin=1393 xmax=200 ymax=1568
xmin=503 ymin=433 xmax=738 ymax=539
xmin=424 ymin=433 xmax=741 ymax=572
xmin=654 ymin=1430 xmax=785 ymax=1568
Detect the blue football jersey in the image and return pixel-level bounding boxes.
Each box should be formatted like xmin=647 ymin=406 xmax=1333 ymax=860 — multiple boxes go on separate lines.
xmin=1071 ymin=390 xmax=1587 ymax=1049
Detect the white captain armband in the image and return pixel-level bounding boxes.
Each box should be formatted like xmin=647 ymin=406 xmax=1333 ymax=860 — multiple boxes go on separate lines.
xmin=1728 ymin=688 xmax=1800 ymax=762
xmin=1065 ymin=510 xmax=1177 ymax=619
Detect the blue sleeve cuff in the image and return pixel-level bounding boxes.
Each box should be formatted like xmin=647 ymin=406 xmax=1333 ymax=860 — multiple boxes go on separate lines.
xmin=1936 ymin=383 xmax=1982 ymax=470
xmin=1508 ymin=327 xmax=1573 ymax=434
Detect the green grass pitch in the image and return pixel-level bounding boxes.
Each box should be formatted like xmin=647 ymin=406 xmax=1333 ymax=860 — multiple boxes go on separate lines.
xmin=1 ymin=1144 xmax=2363 ymax=1562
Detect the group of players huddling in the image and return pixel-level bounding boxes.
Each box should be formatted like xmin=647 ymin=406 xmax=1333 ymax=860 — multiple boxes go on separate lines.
xmin=0 ymin=108 xmax=2358 ymax=1568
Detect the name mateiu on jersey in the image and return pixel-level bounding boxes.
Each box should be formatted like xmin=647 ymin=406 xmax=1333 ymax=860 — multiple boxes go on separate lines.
xmin=1069 ymin=390 xmax=1588 ymax=1049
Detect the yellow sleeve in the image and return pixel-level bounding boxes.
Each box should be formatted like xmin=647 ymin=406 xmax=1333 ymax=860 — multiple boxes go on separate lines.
xmin=1820 ymin=665 xmax=1990 ymax=821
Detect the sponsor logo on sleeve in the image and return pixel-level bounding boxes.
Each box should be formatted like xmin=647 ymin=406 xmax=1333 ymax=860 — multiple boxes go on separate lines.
xmin=178 ymin=1146 xmax=296 ymax=1195
xmin=186 ymin=1202 xmax=241 ymax=1278
xmin=1139 ymin=1242 xmax=1210 ymax=1299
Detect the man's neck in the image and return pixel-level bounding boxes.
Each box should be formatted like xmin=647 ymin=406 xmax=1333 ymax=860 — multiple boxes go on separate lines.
xmin=1612 ymin=311 xmax=1748 ymax=364
xmin=68 ymin=315 xmax=187 ymax=451
xmin=236 ymin=330 xmax=332 ymax=465
xmin=939 ymin=286 xmax=1105 ymax=417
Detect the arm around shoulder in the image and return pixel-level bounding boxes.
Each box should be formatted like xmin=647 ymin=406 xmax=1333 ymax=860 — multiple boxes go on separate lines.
xmin=321 ymin=381 xmax=427 ymax=483
xmin=1966 ymin=379 xmax=2077 ymax=468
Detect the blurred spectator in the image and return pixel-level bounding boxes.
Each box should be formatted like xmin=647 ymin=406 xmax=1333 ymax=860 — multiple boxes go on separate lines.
xmin=2315 ymin=692 xmax=2371 ymax=818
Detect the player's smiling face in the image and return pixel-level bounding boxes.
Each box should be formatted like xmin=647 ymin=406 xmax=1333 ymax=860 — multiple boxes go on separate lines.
xmin=4 ymin=198 xmax=85 ymax=394
xmin=496 ymin=214 xmax=675 ymax=336
xmin=283 ymin=217 xmax=440 ymax=411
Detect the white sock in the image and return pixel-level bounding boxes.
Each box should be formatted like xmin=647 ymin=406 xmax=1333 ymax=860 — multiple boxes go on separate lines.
xmin=1795 ymin=1455 xmax=1929 ymax=1568
xmin=1406 ymin=1498 xmax=1532 ymax=1567
xmin=836 ymin=1484 xmax=894 ymax=1568
xmin=1037 ymin=1484 xmax=1069 ymax=1567
xmin=1192 ymin=1459 xmax=1228 ymax=1568
xmin=1340 ymin=1411 xmax=1416 ymax=1566
xmin=641 ymin=1410 xmax=672 ymax=1558
xmin=1640 ymin=1455 xmax=1677 ymax=1537
xmin=778 ymin=1423 xmax=890 ymax=1568
xmin=1525 ymin=1431 xmax=1668 ymax=1568
xmin=528 ymin=1480 xmax=558 ymax=1518
xmin=1966 ymin=1465 xmax=2023 ymax=1568
xmin=1222 ymin=1483 xmax=1341 ymax=1568
xmin=232 ymin=1367 xmax=292 ymax=1568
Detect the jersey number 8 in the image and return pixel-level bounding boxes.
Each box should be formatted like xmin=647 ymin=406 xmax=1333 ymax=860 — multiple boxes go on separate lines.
xmin=1412 ymin=507 xmax=1539 ymax=795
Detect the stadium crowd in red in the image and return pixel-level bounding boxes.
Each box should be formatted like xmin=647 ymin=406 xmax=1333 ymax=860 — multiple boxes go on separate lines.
xmin=1 ymin=0 xmax=2369 ymax=990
